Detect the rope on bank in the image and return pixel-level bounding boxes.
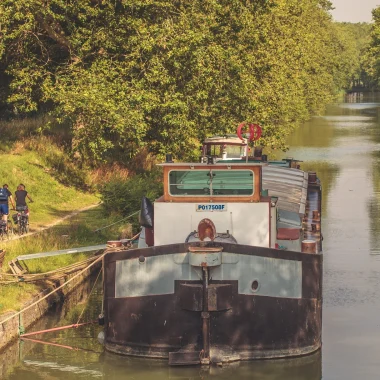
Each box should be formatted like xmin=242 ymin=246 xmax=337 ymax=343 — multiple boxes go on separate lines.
xmin=0 ymin=232 xmax=140 ymax=337
xmin=0 ymin=232 xmax=140 ymax=284
xmin=93 ymin=210 xmax=139 ymax=232
xmin=0 ymin=255 xmax=99 ymax=283
xmin=0 ymin=252 xmax=107 ymax=327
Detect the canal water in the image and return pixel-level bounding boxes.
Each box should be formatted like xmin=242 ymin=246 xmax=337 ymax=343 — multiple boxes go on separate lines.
xmin=2 ymin=93 xmax=380 ymax=379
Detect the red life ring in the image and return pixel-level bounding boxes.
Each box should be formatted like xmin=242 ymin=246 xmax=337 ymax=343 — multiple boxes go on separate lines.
xmin=237 ymin=122 xmax=262 ymax=141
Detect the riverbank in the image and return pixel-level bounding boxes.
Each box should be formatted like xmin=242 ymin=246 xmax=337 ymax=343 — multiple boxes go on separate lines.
xmin=0 ymin=205 xmax=132 ymax=313
xmin=0 ymin=262 xmax=101 ymax=352
xmin=0 ymin=269 xmax=103 ymax=378
xmin=0 ymin=203 xmax=135 ymax=353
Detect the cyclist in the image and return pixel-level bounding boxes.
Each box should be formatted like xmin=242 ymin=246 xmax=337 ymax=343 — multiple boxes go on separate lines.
xmin=15 ymin=184 xmax=33 ymax=211
xmin=0 ymin=184 xmax=15 ymax=228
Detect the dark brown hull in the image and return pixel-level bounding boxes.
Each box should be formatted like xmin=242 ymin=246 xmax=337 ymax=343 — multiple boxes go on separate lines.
xmin=103 ymin=242 xmax=322 ymax=365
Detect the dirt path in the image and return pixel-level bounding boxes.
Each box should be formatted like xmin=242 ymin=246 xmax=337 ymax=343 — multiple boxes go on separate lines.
xmin=5 ymin=202 xmax=101 ymax=242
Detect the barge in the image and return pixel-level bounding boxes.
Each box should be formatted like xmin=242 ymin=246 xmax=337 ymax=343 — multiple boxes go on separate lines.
xmin=102 ymin=124 xmax=323 ymax=365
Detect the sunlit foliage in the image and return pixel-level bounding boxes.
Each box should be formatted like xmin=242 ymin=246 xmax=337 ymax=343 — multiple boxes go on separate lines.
xmin=365 ymin=7 xmax=380 ymax=88
xmin=0 ymin=0 xmax=362 ymax=164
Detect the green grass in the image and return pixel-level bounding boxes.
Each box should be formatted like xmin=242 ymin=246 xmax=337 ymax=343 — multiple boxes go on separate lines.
xmin=0 ymin=206 xmax=134 ymax=313
xmin=0 ymin=149 xmax=99 ymax=229
xmin=0 ymin=132 xmax=139 ymax=315
xmin=0 ymin=123 xmax=136 ymax=315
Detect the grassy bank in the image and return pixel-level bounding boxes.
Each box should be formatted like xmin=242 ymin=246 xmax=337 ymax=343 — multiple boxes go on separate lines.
xmin=0 ymin=123 xmax=145 ymax=315
xmin=0 ymin=206 xmax=135 ymax=313
xmin=0 ymin=148 xmax=99 ymax=229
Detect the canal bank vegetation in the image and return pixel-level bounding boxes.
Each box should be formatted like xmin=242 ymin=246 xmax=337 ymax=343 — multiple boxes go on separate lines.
xmin=0 ymin=142 xmax=99 ymax=228
xmin=0 ymin=205 xmax=125 ymax=313
xmin=334 ymin=23 xmax=373 ymax=92
xmin=363 ymin=7 xmax=380 ymax=89
xmin=342 ymin=6 xmax=380 ymax=92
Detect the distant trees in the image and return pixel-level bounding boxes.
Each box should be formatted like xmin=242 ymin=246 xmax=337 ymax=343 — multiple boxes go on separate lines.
xmin=364 ymin=7 xmax=380 ymax=89
xmin=334 ymin=22 xmax=374 ymax=90
xmin=0 ymin=0 xmax=365 ymax=165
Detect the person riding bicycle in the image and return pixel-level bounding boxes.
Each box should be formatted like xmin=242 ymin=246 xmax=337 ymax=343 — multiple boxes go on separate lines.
xmin=14 ymin=184 xmax=33 ymax=212
xmin=0 ymin=184 xmax=15 ymax=229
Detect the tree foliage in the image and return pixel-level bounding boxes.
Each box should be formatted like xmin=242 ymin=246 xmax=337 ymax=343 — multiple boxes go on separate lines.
xmin=365 ymin=7 xmax=380 ymax=88
xmin=334 ymin=22 xmax=372 ymax=89
xmin=0 ymin=0 xmax=363 ymax=165
xmin=101 ymin=168 xmax=163 ymax=223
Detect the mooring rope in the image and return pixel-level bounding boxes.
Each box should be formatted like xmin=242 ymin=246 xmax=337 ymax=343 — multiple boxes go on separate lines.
xmin=20 ymin=321 xmax=97 ymax=338
xmin=0 ymin=231 xmax=140 ymax=284
xmin=0 ymin=232 xmax=140 ymax=328
xmin=0 ymin=252 xmax=107 ymax=326
xmin=75 ymin=266 xmax=102 ymax=326
xmin=0 ymin=256 xmax=99 ymax=283
xmin=20 ymin=336 xmax=101 ymax=353
xmin=93 ymin=210 xmax=139 ymax=232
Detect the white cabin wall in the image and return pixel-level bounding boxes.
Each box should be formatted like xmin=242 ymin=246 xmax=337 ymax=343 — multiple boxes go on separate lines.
xmin=154 ymin=202 xmax=270 ymax=247
xmin=270 ymin=206 xmax=277 ymax=248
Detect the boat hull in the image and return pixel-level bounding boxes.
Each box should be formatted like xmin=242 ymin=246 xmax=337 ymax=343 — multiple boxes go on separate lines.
xmin=103 ymin=242 xmax=322 ymax=364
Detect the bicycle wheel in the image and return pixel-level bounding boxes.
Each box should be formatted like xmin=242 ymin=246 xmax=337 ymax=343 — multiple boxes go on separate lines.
xmin=23 ymin=221 xmax=27 ymax=234
xmin=0 ymin=223 xmax=6 ymax=240
xmin=6 ymin=221 xmax=14 ymax=238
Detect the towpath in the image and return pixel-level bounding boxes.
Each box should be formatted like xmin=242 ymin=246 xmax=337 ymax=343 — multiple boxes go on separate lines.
xmin=4 ymin=202 xmax=101 ymax=242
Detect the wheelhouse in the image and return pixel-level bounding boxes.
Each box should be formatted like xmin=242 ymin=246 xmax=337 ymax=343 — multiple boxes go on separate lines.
xmin=159 ymin=163 xmax=262 ymax=203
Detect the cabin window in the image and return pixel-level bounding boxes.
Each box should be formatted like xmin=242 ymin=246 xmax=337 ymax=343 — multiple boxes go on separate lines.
xmin=225 ymin=145 xmax=245 ymax=158
xmin=169 ymin=170 xmax=254 ymax=196
xmin=206 ymin=144 xmax=245 ymax=159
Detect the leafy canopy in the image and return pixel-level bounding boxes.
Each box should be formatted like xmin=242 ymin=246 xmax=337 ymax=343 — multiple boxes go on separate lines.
xmin=0 ymin=0 xmax=362 ymax=164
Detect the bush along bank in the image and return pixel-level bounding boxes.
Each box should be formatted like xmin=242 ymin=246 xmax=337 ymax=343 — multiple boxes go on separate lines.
xmin=100 ymin=167 xmax=163 ymax=232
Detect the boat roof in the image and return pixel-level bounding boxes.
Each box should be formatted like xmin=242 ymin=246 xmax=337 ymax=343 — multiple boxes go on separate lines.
xmin=262 ymin=166 xmax=308 ymax=215
xmin=203 ymin=135 xmax=247 ymax=146
xmin=157 ymin=162 xmax=263 ymax=167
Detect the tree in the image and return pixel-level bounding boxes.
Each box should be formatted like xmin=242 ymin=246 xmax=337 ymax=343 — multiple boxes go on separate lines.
xmin=0 ymin=0 xmax=359 ymax=164
xmin=364 ymin=7 xmax=380 ymax=89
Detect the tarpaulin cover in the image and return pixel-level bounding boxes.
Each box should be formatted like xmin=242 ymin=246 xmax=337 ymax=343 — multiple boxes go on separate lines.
xmin=139 ymin=196 xmax=154 ymax=228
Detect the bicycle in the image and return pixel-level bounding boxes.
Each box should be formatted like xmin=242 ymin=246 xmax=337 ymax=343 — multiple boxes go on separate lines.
xmin=0 ymin=214 xmax=14 ymax=240
xmin=14 ymin=206 xmax=29 ymax=235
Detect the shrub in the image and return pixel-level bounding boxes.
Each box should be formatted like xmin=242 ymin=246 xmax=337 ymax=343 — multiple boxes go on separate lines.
xmin=100 ymin=168 xmax=163 ymax=231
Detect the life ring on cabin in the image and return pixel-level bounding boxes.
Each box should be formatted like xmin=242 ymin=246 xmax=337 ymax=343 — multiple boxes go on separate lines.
xmin=237 ymin=122 xmax=262 ymax=141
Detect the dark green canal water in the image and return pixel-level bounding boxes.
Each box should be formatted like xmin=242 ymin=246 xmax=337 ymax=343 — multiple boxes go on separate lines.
xmin=2 ymin=93 xmax=380 ymax=379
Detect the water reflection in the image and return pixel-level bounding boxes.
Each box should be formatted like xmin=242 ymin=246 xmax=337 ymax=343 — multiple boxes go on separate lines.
xmin=286 ymin=94 xmax=380 ymax=379
xmin=10 ymin=345 xmax=322 ymax=380
xmin=100 ymin=350 xmax=321 ymax=379
xmin=369 ymin=149 xmax=380 ymax=255
xmin=1 ymin=279 xmax=322 ymax=380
